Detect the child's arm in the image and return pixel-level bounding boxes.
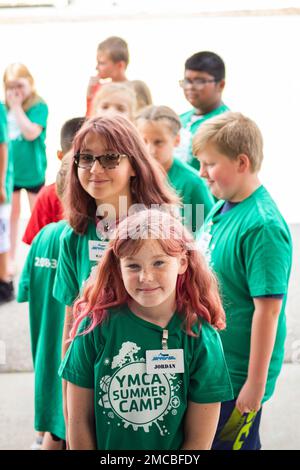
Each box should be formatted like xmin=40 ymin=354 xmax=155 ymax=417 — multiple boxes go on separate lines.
xmin=67 ymin=382 xmax=96 ymax=450
xmin=6 ymin=89 xmax=42 ymax=141
xmin=182 ymin=401 xmax=220 ymax=450
xmin=0 ymin=142 xmax=7 ymax=203
xmin=236 ymin=297 xmax=282 ymax=414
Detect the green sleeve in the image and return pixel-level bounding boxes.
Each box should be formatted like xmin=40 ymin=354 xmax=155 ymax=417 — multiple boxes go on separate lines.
xmin=242 ymin=224 xmax=292 ymax=297
xmin=53 ymin=227 xmax=80 ymax=306
xmin=17 ymin=241 xmax=36 ymax=302
xmin=188 ymin=323 xmax=233 ymax=403
xmin=59 ymin=320 xmax=101 ymax=389
xmin=0 ymin=103 xmax=8 ymax=143
xmin=27 ymin=102 xmax=48 ymax=129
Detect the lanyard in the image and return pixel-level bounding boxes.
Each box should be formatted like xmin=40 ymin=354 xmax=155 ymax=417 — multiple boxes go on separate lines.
xmin=162 ymin=329 xmax=168 ymax=350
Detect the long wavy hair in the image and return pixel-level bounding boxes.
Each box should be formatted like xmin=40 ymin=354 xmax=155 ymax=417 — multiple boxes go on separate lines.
xmin=3 ymin=63 xmax=43 ymax=112
xmin=71 ymin=209 xmax=225 ymax=339
xmin=64 ymin=115 xmax=180 ymax=234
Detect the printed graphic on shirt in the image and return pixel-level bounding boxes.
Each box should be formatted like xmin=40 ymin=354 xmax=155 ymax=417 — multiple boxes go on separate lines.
xmin=98 ymin=341 xmax=182 ymax=435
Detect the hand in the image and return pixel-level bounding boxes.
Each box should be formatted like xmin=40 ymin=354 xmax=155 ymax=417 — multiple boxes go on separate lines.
xmin=0 ymin=186 xmax=6 ymax=204
xmin=236 ymin=379 xmax=265 ymax=415
xmin=6 ymin=88 xmax=23 ymax=108
xmin=87 ymin=76 xmax=100 ymax=98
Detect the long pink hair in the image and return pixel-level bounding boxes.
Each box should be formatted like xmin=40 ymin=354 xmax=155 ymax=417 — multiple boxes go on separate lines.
xmin=64 ymin=115 xmax=180 ymax=234
xmin=71 ymin=209 xmax=225 ymax=338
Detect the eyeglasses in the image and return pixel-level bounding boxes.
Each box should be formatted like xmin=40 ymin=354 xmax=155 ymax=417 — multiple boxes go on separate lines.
xmin=179 ymin=78 xmax=216 ymax=89
xmin=74 ymin=153 xmax=128 ymax=170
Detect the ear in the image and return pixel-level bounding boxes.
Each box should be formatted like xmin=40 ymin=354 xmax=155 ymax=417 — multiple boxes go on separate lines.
xmin=174 ymin=133 xmax=180 ymax=148
xmin=237 ymin=153 xmax=250 ymax=173
xmin=217 ymin=79 xmax=225 ymax=92
xmin=178 ymin=255 xmax=188 ymax=275
xmin=57 ymin=150 xmax=64 ymax=161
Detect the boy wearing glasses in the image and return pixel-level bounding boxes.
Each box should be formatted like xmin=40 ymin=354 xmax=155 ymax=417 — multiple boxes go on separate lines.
xmin=176 ymin=51 xmax=229 ymax=170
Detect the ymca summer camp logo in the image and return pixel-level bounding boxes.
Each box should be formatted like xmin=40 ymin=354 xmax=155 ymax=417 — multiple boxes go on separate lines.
xmin=98 ymin=341 xmax=182 ymax=435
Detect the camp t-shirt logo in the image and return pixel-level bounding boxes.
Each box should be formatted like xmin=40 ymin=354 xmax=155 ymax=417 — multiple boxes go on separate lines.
xmin=98 ymin=341 xmax=182 ymax=435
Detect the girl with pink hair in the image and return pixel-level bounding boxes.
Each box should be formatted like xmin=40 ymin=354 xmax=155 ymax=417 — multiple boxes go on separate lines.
xmin=59 ymin=209 xmax=233 ymax=450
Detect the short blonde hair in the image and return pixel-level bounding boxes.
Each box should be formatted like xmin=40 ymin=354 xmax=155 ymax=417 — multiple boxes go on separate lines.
xmin=92 ymin=82 xmax=137 ymax=120
xmin=193 ymin=112 xmax=264 ymax=172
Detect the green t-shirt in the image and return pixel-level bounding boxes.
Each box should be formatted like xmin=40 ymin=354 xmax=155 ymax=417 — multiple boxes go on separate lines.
xmin=167 ymin=157 xmax=214 ymax=235
xmin=17 ymin=220 xmax=67 ymax=439
xmin=8 ymin=101 xmax=48 ymax=187
xmin=53 ymin=221 xmax=109 ymax=306
xmin=59 ymin=306 xmax=233 ymax=450
xmin=0 ymin=102 xmax=13 ymax=203
xmin=175 ymin=103 xmax=229 ymax=171
xmin=197 ymin=186 xmax=292 ymax=402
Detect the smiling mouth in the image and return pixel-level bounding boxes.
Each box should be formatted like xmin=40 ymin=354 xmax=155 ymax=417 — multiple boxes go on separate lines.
xmin=137 ymin=287 xmax=161 ymax=293
xmin=89 ymin=179 xmax=110 ymax=183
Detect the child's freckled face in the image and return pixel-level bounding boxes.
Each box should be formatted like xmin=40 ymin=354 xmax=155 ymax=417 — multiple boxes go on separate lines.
xmin=120 ymin=239 xmax=187 ymax=311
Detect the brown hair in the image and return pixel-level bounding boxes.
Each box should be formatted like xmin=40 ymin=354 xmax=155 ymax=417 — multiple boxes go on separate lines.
xmin=98 ymin=36 xmax=129 ymax=65
xmin=128 ymin=80 xmax=153 ymax=112
xmin=3 ymin=63 xmax=44 ymax=111
xmin=136 ymin=105 xmax=181 ymax=136
xmin=64 ymin=115 xmax=180 ymax=234
xmin=193 ymin=111 xmax=264 ymax=172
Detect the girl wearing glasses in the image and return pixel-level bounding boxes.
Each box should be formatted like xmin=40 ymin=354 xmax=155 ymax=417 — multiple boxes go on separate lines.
xmin=53 ymin=114 xmax=179 ymax=360
xmin=59 ymin=209 xmax=233 ymax=450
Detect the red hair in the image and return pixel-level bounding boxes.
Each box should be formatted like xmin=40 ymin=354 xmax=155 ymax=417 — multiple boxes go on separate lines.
xmin=71 ymin=209 xmax=225 ymax=338
xmin=63 ymin=115 xmax=179 ymax=234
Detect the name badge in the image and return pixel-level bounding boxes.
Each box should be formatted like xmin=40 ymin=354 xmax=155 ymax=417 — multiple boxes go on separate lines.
xmin=146 ymin=349 xmax=185 ymax=374
xmin=197 ymin=231 xmax=212 ymax=254
xmin=89 ymin=240 xmax=109 ymax=261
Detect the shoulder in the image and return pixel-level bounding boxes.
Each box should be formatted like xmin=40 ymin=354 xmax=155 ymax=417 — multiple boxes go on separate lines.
xmin=32 ymin=220 xmax=68 ymax=246
xmin=27 ymin=100 xmax=48 ymax=117
xmin=179 ymin=109 xmax=194 ymax=124
xmin=0 ymin=102 xmax=7 ymax=119
xmin=243 ymin=187 xmax=290 ymax=236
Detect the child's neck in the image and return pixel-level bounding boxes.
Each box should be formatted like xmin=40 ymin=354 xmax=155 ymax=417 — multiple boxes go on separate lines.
xmin=112 ymin=73 xmax=127 ymax=82
xmin=194 ymin=97 xmax=222 ymax=116
xmin=128 ymin=297 xmax=176 ymax=329
xmin=96 ymin=193 xmax=133 ymax=220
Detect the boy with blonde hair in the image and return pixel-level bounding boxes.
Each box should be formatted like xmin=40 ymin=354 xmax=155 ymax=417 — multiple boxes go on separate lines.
xmin=194 ymin=112 xmax=292 ymax=450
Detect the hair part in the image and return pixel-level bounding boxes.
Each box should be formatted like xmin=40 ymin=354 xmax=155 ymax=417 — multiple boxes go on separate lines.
xmin=185 ymin=51 xmax=225 ymax=82
xmin=71 ymin=209 xmax=226 ymax=339
xmin=98 ymin=36 xmax=129 ymax=65
xmin=193 ymin=111 xmax=264 ymax=172
xmin=64 ymin=115 xmax=180 ymax=234
xmin=136 ymin=105 xmax=181 ymax=136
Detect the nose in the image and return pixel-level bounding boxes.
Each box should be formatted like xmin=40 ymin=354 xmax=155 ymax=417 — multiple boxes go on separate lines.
xmin=145 ymin=142 xmax=156 ymax=158
xmin=199 ymin=164 xmax=207 ymax=179
xmin=139 ymin=268 xmax=154 ymax=283
xmin=90 ymin=159 xmax=105 ymax=174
